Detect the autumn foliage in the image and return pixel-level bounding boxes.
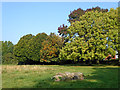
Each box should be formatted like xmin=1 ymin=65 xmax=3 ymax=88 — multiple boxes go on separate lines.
xmin=40 ymin=33 xmax=63 ymax=62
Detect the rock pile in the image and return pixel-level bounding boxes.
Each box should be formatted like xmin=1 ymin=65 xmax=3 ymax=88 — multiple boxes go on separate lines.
xmin=52 ymin=72 xmax=84 ymax=81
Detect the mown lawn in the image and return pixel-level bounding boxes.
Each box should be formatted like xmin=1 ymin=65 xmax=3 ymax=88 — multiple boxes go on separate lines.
xmin=2 ymin=65 xmax=119 ymax=88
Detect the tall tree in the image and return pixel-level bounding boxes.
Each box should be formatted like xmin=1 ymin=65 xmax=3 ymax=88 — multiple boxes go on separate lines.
xmin=58 ymin=6 xmax=108 ymax=44
xmin=59 ymin=8 xmax=118 ymax=64
xmin=118 ymin=7 xmax=120 ymax=64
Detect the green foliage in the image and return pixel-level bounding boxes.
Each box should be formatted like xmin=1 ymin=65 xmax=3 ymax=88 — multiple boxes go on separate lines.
xmin=2 ymin=41 xmax=14 ymax=56
xmin=25 ymin=33 xmax=48 ymax=61
xmin=14 ymin=33 xmax=62 ymax=64
xmin=58 ymin=6 xmax=108 ymax=44
xmin=2 ymin=53 xmax=18 ymax=64
xmin=2 ymin=7 xmax=119 ymax=65
xmin=13 ymin=34 xmax=33 ymax=62
xmin=59 ymin=8 xmax=118 ymax=63
xmin=14 ymin=33 xmax=48 ymax=63
xmin=2 ymin=41 xmax=17 ymax=64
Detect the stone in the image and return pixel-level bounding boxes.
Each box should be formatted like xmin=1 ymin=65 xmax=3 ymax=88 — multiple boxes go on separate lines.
xmin=52 ymin=75 xmax=63 ymax=81
xmin=52 ymin=72 xmax=84 ymax=81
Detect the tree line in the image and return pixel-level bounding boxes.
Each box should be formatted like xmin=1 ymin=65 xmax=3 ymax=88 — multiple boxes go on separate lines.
xmin=1 ymin=6 xmax=119 ymax=65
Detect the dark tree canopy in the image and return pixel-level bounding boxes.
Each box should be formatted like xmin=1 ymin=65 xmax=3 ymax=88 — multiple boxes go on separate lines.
xmin=68 ymin=6 xmax=108 ymax=23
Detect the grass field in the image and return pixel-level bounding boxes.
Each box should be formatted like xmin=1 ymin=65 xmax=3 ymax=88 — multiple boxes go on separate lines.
xmin=2 ymin=65 xmax=119 ymax=88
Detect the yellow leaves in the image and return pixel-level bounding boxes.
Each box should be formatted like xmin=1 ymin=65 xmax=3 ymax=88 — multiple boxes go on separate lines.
xmin=44 ymin=60 xmax=47 ymax=62
xmin=41 ymin=59 xmax=44 ymax=61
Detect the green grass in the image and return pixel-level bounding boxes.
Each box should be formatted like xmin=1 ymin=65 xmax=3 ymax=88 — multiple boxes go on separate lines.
xmin=2 ymin=65 xmax=119 ymax=88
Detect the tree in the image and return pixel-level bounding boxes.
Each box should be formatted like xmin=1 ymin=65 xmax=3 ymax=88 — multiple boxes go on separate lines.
xmin=2 ymin=41 xmax=14 ymax=56
xmin=59 ymin=8 xmax=118 ymax=64
xmin=26 ymin=33 xmax=48 ymax=62
xmin=40 ymin=33 xmax=63 ymax=63
xmin=2 ymin=41 xmax=16 ymax=64
xmin=2 ymin=53 xmax=17 ymax=64
xmin=14 ymin=33 xmax=48 ymax=64
xmin=118 ymin=7 xmax=120 ymax=65
xmin=68 ymin=6 xmax=108 ymax=23
xmin=58 ymin=6 xmax=108 ymax=44
xmin=68 ymin=8 xmax=85 ymax=23
xmin=58 ymin=24 xmax=68 ymax=41
xmin=13 ymin=34 xmax=34 ymax=63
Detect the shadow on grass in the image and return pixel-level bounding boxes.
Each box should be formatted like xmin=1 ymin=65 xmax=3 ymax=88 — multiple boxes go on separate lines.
xmin=60 ymin=64 xmax=118 ymax=67
xmin=32 ymin=67 xmax=119 ymax=88
xmin=59 ymin=60 xmax=119 ymax=67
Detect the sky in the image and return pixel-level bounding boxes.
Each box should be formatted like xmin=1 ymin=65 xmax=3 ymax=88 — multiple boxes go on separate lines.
xmin=2 ymin=2 xmax=118 ymax=44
